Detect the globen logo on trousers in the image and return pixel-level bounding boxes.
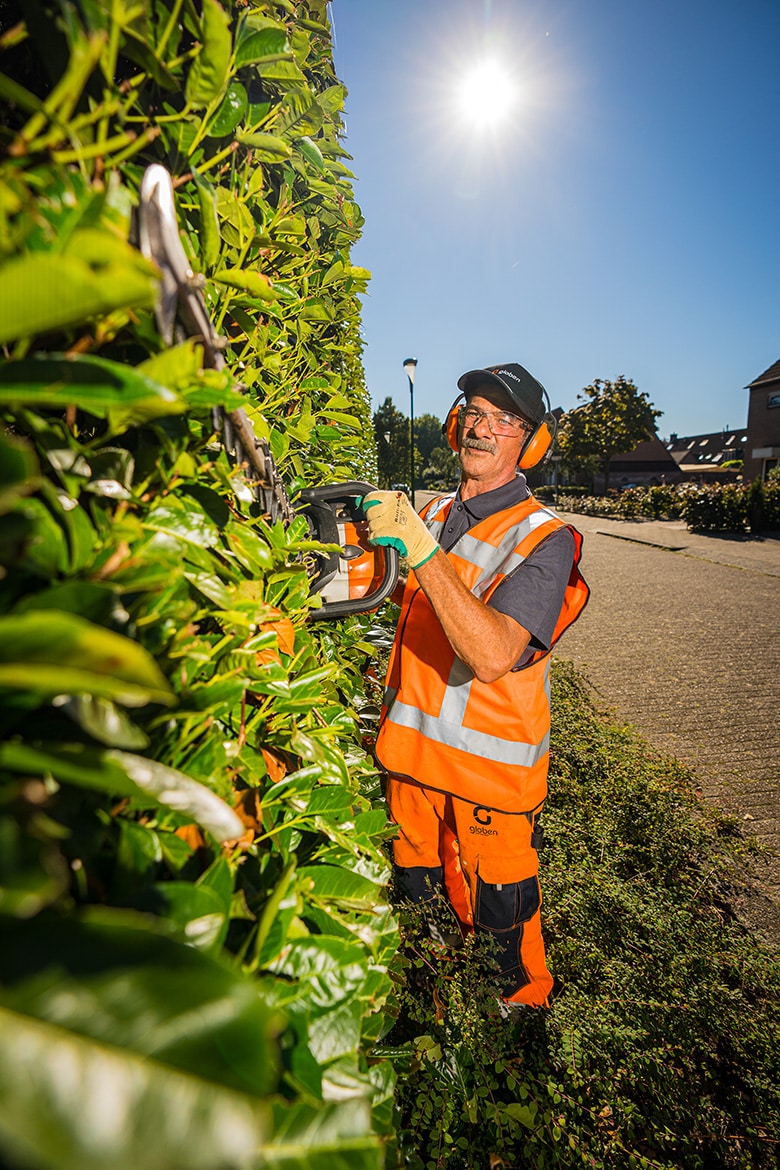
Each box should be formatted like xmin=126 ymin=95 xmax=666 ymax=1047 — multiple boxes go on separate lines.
xmin=470 ymin=806 xmax=497 ymax=836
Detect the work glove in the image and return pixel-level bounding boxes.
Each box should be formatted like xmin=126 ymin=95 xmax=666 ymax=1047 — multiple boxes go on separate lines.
xmin=363 ymin=490 xmax=439 ymax=570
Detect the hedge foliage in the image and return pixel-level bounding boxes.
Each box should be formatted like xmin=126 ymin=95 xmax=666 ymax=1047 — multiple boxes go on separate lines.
xmin=558 ymin=479 xmax=780 ymax=533
xmin=0 ymin=2 xmax=397 ymax=1167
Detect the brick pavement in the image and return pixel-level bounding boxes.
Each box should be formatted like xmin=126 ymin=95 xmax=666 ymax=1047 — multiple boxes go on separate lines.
xmin=555 ymin=512 xmax=780 ymax=944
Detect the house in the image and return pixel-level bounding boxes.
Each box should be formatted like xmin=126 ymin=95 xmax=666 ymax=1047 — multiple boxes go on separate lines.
xmin=597 ymin=358 xmax=780 ymax=490
xmin=599 ymin=437 xmax=682 ymax=491
xmin=744 ymin=359 xmax=780 ymax=481
xmin=665 ymin=428 xmax=747 ymax=482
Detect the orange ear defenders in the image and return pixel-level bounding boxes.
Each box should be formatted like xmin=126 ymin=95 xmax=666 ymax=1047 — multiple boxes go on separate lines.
xmin=443 ymin=392 xmax=557 ymax=470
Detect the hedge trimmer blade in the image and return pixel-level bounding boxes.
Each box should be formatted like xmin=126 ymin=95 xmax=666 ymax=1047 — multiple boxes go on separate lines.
xmin=138 ymin=164 xmax=295 ymax=525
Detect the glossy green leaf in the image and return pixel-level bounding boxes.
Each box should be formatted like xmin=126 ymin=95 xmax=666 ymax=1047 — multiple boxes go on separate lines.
xmin=0 ymin=355 xmax=184 ymax=428
xmin=145 ymin=494 xmax=222 ymax=548
xmin=208 ymin=81 xmax=248 ymax=137
xmin=237 ymin=131 xmax=292 ymax=159
xmin=0 ymin=245 xmax=156 ymax=345
xmin=269 ymin=936 xmax=369 ymax=1009
xmin=151 ymin=881 xmax=228 ymax=951
xmin=54 ymin=694 xmax=150 ymax=749
xmin=235 ymin=19 xmax=289 ymax=66
xmin=192 ymin=171 xmax=222 ymax=267
xmin=14 ymin=496 xmax=69 ymax=576
xmin=197 ymin=852 xmax=234 ymax=914
xmin=0 ymin=741 xmax=244 ymax=842
xmin=13 ymin=580 xmax=125 ymax=626
xmin=0 ymin=912 xmax=283 ymax=1092
xmin=58 ymin=490 xmax=98 ymax=572
xmin=213 ymin=267 xmax=277 ymax=300
xmin=0 ymin=431 xmax=39 ymax=515
xmin=136 ymin=340 xmax=203 ymax=390
xmin=185 ymin=0 xmax=232 ymax=108
xmin=296 ymin=136 xmax=326 ymax=173
xmin=0 ymin=1005 xmax=273 ymax=1170
xmin=275 ymin=90 xmax=323 ymax=137
xmin=0 ymin=612 xmax=174 ymax=707
xmin=108 ymin=751 xmax=245 ymax=842
xmin=215 ymin=185 xmax=257 ymax=247
xmin=298 ymin=865 xmax=383 ymax=912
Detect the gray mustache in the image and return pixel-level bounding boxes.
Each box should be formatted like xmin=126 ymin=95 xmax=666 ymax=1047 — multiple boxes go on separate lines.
xmin=463 ymin=437 xmax=497 ymax=454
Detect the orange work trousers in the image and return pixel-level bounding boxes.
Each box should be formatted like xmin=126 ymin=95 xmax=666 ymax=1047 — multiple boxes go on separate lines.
xmin=386 ymin=774 xmax=552 ymax=1008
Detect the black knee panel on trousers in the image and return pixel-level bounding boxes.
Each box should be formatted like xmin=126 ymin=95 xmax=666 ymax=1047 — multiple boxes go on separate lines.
xmin=393 ymin=864 xmax=463 ymax=948
xmin=393 ymin=864 xmax=444 ymax=904
xmin=474 ymin=875 xmax=541 ymax=997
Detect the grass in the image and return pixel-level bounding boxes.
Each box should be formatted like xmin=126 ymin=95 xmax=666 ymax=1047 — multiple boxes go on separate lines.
xmin=381 ymin=660 xmax=780 ymax=1169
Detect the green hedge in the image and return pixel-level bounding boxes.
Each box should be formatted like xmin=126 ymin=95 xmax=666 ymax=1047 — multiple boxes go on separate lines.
xmin=558 ymin=481 xmax=780 ymax=533
xmin=0 ymin=3 xmax=395 ymax=1167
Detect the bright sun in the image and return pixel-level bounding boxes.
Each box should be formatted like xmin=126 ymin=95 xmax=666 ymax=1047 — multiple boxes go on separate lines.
xmin=455 ymin=59 xmax=518 ymax=131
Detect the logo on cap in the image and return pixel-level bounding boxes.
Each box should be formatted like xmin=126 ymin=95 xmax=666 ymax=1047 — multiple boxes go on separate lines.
xmin=492 ymin=368 xmax=522 ymax=384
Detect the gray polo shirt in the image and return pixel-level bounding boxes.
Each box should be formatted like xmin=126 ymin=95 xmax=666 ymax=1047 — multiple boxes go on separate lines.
xmin=435 ymin=475 xmax=575 ymax=658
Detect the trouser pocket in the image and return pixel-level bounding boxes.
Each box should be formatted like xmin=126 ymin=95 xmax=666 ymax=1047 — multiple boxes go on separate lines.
xmin=474 ymin=875 xmax=541 ymax=995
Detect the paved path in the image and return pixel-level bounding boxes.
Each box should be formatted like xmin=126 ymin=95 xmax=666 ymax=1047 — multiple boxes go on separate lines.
xmin=555 ymin=513 xmax=780 ymax=943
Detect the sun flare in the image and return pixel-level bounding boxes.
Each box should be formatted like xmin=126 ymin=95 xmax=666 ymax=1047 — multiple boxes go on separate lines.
xmin=455 ymin=59 xmax=519 ymax=131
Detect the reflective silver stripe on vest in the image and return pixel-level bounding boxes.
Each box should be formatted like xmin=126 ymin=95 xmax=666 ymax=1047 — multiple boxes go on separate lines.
xmin=453 ymin=508 xmax=558 ymax=592
xmin=424 ymin=494 xmax=456 ymax=541
xmin=383 ymin=685 xmax=398 ymax=707
xmin=386 ymin=698 xmax=550 ymax=767
xmin=385 ymin=633 xmax=552 ymax=766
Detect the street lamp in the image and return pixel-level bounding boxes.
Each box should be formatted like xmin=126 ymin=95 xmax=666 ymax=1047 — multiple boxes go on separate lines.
xmin=403 ymin=357 xmax=418 ymax=505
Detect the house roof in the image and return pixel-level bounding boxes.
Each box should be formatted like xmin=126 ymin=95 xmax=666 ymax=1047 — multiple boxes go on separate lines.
xmin=746 ymin=358 xmax=780 ymax=389
xmin=609 ymin=437 xmax=679 ymax=469
xmin=665 ymin=428 xmax=747 ymax=466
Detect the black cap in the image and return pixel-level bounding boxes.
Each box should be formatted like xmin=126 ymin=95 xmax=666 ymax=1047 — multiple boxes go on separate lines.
xmin=457 ymin=362 xmax=547 ymax=425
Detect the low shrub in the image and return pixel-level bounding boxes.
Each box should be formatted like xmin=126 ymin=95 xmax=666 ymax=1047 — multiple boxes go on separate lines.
xmin=558 ymin=481 xmax=779 ymax=533
xmin=679 ymin=484 xmax=748 ymax=532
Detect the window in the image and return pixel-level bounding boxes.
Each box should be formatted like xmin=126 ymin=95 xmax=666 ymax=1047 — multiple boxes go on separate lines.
xmin=768 ymin=392 xmax=780 ymax=409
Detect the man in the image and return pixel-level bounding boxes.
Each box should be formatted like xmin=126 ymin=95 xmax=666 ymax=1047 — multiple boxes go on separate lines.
xmin=364 ymin=362 xmax=588 ymax=1009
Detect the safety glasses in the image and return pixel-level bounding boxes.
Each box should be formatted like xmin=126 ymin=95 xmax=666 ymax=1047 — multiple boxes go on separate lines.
xmin=458 ymin=404 xmax=531 ymax=437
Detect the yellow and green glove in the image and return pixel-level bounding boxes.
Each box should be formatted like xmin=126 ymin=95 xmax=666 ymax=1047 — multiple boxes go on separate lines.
xmin=362 ymin=490 xmax=439 ymax=570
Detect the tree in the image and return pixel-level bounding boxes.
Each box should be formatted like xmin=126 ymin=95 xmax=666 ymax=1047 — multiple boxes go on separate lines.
xmin=558 ymin=376 xmax=662 ymax=492
xmin=414 ymin=413 xmax=447 ymax=466
xmin=422 ymin=445 xmax=461 ymax=491
xmin=372 ymin=404 xmax=455 ymax=492
xmin=373 ymin=397 xmax=410 ymax=488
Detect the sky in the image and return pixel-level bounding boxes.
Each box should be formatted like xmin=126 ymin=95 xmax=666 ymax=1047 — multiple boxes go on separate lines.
xmin=329 ymin=0 xmax=780 ymax=440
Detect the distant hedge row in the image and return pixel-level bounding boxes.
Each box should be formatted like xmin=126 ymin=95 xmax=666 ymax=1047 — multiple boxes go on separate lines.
xmin=557 ymin=478 xmax=780 ymax=533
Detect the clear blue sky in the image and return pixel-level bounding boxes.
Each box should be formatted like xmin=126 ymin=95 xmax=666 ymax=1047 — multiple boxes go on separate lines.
xmin=329 ymin=0 xmax=780 ymax=439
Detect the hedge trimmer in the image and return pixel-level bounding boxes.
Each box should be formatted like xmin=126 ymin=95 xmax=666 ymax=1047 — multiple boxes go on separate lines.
xmin=137 ymin=164 xmax=398 ymax=620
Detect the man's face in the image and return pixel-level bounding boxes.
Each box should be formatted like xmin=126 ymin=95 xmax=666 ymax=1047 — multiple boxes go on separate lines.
xmin=457 ymin=387 xmax=533 ymax=489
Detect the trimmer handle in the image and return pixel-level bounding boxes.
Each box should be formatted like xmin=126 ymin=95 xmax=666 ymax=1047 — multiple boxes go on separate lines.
xmin=298 ymin=482 xmax=400 ymax=621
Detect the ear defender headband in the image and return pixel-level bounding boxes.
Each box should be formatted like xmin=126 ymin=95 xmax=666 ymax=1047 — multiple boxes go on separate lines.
xmin=443 ymin=367 xmax=558 ymax=470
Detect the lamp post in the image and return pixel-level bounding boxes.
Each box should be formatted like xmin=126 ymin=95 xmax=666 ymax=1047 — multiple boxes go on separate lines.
xmin=403 ymin=357 xmax=418 ymax=506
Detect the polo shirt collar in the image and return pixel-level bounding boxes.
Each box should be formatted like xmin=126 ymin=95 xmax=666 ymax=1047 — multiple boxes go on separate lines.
xmin=456 ymin=472 xmax=530 ymax=522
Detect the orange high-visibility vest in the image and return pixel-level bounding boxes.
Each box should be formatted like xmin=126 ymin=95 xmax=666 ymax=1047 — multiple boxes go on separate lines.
xmin=376 ymin=494 xmax=589 ymax=815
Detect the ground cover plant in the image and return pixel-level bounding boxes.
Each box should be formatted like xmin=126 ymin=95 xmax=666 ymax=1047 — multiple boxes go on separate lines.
xmin=0 ymin=2 xmax=398 ymax=1167
xmin=382 ymin=660 xmax=780 ymax=1169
